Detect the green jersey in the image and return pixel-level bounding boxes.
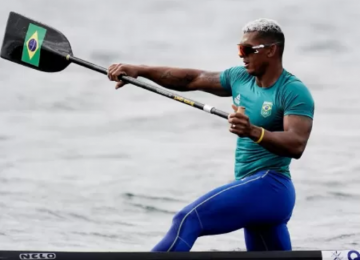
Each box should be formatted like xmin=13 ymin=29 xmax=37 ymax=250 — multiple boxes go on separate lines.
xmin=220 ymin=66 xmax=315 ymax=180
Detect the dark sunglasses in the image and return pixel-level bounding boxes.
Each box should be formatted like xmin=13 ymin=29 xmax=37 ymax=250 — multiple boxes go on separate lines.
xmin=237 ymin=42 xmax=282 ymax=58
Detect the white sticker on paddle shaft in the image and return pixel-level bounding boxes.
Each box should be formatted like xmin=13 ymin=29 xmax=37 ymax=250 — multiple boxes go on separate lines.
xmin=321 ymin=250 xmax=360 ymax=260
xmin=203 ymin=105 xmax=214 ymax=113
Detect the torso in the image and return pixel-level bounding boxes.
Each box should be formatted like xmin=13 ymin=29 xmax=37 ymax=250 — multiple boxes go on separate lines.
xmin=230 ymin=69 xmax=303 ymax=179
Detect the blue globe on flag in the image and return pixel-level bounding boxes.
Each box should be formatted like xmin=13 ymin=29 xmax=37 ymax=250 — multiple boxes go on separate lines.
xmin=28 ymin=38 xmax=37 ymax=52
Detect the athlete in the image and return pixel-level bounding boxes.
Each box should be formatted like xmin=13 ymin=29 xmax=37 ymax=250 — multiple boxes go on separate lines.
xmin=107 ymin=18 xmax=314 ymax=251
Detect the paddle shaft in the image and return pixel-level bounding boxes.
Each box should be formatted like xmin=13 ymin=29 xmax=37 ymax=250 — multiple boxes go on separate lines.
xmin=67 ymin=55 xmax=229 ymax=119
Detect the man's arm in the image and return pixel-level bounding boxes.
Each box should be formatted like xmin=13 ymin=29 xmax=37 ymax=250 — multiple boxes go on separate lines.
xmin=249 ymin=80 xmax=315 ymax=159
xmin=139 ymin=66 xmax=231 ymax=96
xmin=249 ymin=115 xmax=313 ymax=159
xmin=108 ymin=64 xmax=232 ymax=97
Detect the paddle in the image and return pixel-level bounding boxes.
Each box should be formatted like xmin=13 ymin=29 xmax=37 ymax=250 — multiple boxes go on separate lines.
xmin=0 ymin=11 xmax=229 ymax=120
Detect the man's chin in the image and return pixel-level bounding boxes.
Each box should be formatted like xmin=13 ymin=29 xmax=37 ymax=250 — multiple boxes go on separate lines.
xmin=245 ymin=67 xmax=256 ymax=76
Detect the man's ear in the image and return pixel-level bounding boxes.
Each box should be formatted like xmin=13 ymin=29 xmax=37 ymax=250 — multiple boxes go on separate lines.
xmin=267 ymin=45 xmax=277 ymax=58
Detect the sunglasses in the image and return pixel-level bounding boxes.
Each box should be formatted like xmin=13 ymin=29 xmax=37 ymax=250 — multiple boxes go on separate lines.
xmin=237 ymin=42 xmax=282 ymax=58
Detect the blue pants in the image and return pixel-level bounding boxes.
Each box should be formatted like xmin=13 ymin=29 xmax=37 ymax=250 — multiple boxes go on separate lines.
xmin=151 ymin=170 xmax=296 ymax=251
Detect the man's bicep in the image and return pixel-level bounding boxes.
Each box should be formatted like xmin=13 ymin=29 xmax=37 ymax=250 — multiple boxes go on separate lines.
xmin=284 ymin=115 xmax=313 ymax=140
xmin=191 ymin=71 xmax=232 ymax=97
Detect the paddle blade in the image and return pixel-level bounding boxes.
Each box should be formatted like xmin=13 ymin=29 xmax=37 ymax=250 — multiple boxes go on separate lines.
xmin=0 ymin=11 xmax=73 ymax=72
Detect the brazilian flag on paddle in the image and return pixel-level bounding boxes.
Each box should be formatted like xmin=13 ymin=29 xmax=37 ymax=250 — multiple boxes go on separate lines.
xmin=21 ymin=23 xmax=47 ymax=67
xmin=0 ymin=11 xmax=72 ymax=72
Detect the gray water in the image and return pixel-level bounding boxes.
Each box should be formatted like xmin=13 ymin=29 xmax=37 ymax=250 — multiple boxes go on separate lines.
xmin=1 ymin=0 xmax=360 ymax=252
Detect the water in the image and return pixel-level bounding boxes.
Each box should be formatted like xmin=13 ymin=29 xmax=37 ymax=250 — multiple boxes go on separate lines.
xmin=1 ymin=0 xmax=360 ymax=252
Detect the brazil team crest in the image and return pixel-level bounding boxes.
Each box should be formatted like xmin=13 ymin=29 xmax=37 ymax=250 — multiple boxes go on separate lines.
xmin=261 ymin=101 xmax=273 ymax=118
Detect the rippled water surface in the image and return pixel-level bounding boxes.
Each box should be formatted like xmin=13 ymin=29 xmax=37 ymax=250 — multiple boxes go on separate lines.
xmin=1 ymin=0 xmax=360 ymax=252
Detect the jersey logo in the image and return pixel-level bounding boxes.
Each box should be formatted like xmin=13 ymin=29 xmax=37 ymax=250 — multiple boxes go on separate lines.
xmin=261 ymin=101 xmax=273 ymax=118
xmin=234 ymin=94 xmax=240 ymax=105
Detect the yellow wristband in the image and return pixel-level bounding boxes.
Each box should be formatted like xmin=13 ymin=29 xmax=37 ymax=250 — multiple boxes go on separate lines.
xmin=255 ymin=127 xmax=265 ymax=144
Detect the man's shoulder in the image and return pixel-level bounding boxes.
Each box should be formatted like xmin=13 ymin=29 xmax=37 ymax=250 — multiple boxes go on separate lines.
xmin=224 ymin=65 xmax=246 ymax=75
xmin=224 ymin=66 xmax=252 ymax=82
xmin=281 ymin=70 xmax=311 ymax=93
xmin=279 ymin=70 xmax=315 ymax=117
xmin=220 ymin=66 xmax=252 ymax=90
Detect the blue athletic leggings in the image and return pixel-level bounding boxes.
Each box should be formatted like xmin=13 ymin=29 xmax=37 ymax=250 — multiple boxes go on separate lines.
xmin=151 ymin=170 xmax=296 ymax=251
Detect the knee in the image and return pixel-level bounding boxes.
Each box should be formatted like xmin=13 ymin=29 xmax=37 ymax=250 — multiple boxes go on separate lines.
xmin=172 ymin=208 xmax=190 ymax=227
xmin=171 ymin=207 xmax=202 ymax=237
xmin=172 ymin=206 xmax=200 ymax=230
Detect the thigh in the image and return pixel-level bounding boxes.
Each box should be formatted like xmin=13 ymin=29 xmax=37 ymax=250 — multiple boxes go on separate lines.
xmin=193 ymin=170 xmax=295 ymax=236
xmin=244 ymin=224 xmax=292 ymax=251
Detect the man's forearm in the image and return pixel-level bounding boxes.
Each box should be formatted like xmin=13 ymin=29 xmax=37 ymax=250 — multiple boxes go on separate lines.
xmin=138 ymin=65 xmax=204 ymax=91
xmin=249 ymin=126 xmax=306 ymax=159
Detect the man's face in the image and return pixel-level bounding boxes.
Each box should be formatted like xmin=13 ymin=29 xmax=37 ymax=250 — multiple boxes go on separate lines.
xmin=238 ymin=32 xmax=272 ymax=76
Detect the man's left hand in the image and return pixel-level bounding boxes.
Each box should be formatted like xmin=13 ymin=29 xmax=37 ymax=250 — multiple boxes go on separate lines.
xmin=228 ymin=105 xmax=253 ymax=138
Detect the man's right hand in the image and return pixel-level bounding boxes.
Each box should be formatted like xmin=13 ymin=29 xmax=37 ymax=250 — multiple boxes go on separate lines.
xmin=107 ymin=63 xmax=140 ymax=89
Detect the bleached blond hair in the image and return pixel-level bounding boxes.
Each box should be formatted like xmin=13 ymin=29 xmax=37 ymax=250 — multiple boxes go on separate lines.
xmin=242 ymin=18 xmax=283 ymax=34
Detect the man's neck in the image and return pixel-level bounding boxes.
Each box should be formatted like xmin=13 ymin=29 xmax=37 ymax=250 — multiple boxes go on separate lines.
xmin=255 ymin=62 xmax=283 ymax=88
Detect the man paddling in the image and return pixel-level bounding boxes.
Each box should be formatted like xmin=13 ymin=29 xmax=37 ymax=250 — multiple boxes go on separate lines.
xmin=107 ymin=18 xmax=314 ymax=252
